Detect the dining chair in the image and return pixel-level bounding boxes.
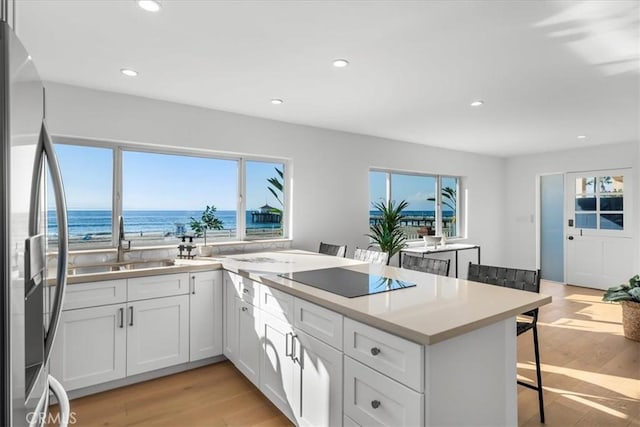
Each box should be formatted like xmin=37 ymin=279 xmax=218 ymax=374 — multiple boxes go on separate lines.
xmin=353 ymin=248 xmax=389 ymax=265
xmin=402 ymin=255 xmax=450 ymax=276
xmin=318 ymin=242 xmax=347 ymax=257
xmin=467 ymin=262 xmax=545 ymax=423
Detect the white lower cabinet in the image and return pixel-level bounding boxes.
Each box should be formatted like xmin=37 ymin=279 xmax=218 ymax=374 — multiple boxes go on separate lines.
xmin=235 ymin=297 xmax=261 ymax=385
xmin=50 ymin=303 xmax=127 ymax=391
xmin=344 ymin=356 xmax=423 ymax=427
xmin=260 ymin=312 xmax=296 ymax=421
xmin=260 ymin=309 xmax=343 ymax=426
xmin=189 ymin=270 xmax=223 ymax=361
xmin=126 ymin=294 xmax=190 ymax=376
xmin=295 ymin=329 xmax=343 ymax=427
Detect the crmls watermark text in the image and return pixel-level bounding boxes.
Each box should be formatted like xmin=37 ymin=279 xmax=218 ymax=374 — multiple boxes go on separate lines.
xmin=26 ymin=411 xmax=78 ymax=425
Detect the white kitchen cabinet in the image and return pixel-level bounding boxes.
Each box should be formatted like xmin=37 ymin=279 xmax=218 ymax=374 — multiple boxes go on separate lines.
xmin=260 ymin=312 xmax=296 ymax=421
xmin=126 ymin=294 xmax=190 ymax=376
xmin=189 ymin=270 xmax=223 ymax=361
xmin=235 ymin=297 xmax=261 ymax=385
xmin=259 ymin=300 xmax=342 ymax=426
xmin=295 ymin=329 xmax=343 ymax=427
xmin=223 ymin=272 xmax=239 ymax=362
xmin=50 ymin=303 xmax=127 ymax=391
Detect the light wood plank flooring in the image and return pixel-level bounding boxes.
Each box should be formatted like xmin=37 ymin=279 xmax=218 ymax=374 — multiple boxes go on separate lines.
xmin=51 ymin=281 xmax=639 ymax=426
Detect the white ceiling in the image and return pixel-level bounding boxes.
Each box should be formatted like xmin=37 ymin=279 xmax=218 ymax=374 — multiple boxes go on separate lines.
xmin=15 ymin=0 xmax=640 ymax=157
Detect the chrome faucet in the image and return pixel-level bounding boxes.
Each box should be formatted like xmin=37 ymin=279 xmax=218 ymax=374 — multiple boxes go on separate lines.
xmin=117 ymin=216 xmax=131 ymax=263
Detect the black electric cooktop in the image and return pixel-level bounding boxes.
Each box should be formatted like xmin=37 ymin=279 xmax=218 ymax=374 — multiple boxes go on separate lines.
xmin=279 ymin=267 xmax=416 ymax=298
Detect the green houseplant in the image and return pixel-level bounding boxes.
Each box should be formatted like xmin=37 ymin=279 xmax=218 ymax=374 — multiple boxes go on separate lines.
xmin=190 ymin=205 xmax=224 ymax=242
xmin=603 ymin=274 xmax=640 ymax=342
xmin=367 ymin=200 xmax=409 ymax=265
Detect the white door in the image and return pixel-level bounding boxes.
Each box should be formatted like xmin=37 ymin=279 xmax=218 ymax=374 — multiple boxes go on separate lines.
xmin=127 ymin=295 xmax=189 ymax=376
xmin=566 ymin=169 xmax=635 ymax=289
xmin=235 ymin=298 xmax=261 ymax=386
xmin=260 ymin=312 xmax=296 ymax=421
xmin=189 ymin=271 xmax=223 ymax=361
xmin=294 ymin=329 xmax=343 ymax=427
xmin=50 ymin=304 xmax=127 ymax=391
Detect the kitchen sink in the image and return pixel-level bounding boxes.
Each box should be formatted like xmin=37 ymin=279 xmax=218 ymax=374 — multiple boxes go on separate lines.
xmin=67 ymin=259 xmax=176 ymax=275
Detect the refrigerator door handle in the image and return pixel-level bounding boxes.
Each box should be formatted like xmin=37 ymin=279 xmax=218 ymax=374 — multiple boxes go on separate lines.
xmin=48 ymin=375 xmax=70 ymax=427
xmin=36 ymin=120 xmax=69 ymax=364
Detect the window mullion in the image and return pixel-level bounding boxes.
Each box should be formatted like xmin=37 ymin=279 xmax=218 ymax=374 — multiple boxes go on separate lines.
xmin=113 ymin=146 xmax=123 ymax=248
xmin=238 ymin=158 xmax=246 ymax=240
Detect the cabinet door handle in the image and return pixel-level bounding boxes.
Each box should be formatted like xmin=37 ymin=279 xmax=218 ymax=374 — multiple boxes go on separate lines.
xmin=192 ymin=275 xmax=196 ymax=295
xmin=291 ymin=334 xmax=298 ymax=362
xmin=119 ymin=307 xmax=124 ymax=328
xmin=241 ymin=306 xmax=248 ymax=312
xmin=370 ymin=347 xmax=381 ymax=356
xmin=242 ymin=288 xmax=249 ymax=294
xmin=371 ymin=400 xmax=381 ymax=409
xmin=129 ymin=306 xmax=134 ymax=326
xmin=285 ymin=332 xmax=292 ymax=358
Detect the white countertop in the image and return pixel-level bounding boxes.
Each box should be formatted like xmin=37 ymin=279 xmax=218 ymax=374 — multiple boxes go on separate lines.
xmin=218 ymin=250 xmax=551 ymax=345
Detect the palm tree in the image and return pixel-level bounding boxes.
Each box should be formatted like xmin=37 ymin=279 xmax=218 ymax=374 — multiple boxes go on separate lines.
xmin=267 ymin=167 xmax=284 ymax=213
xmin=367 ymin=200 xmax=409 ymax=265
xmin=427 ymin=186 xmax=456 ymax=211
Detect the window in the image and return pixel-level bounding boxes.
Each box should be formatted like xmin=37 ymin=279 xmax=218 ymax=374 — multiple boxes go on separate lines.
xmin=574 ymin=175 xmax=624 ymax=230
xmin=245 ymin=160 xmax=285 ymax=240
xmin=51 ymin=139 xmax=288 ymax=249
xmin=122 ymin=151 xmax=238 ymax=246
xmin=48 ymin=144 xmax=114 ymax=249
xmin=369 ymin=170 xmax=461 ymax=239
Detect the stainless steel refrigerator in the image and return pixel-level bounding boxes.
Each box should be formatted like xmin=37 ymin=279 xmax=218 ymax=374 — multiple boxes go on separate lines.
xmin=1 ymin=18 xmax=70 ymax=427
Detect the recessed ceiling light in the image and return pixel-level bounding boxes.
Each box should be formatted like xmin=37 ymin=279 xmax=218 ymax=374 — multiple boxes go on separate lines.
xmin=270 ymin=98 xmax=283 ymax=105
xmin=120 ymin=68 xmax=139 ymax=77
xmin=332 ymin=59 xmax=350 ymax=68
xmin=137 ymin=0 xmax=161 ymax=12
xmin=470 ymin=100 xmax=484 ymax=107
xmin=577 ymin=135 xmax=587 ymax=139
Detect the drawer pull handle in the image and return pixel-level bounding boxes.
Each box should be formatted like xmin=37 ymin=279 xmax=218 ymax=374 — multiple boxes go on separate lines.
xmin=371 ymin=400 xmax=381 ymax=409
xmin=243 ymin=288 xmax=249 ymax=294
xmin=241 ymin=306 xmax=248 ymax=312
xmin=370 ymin=347 xmax=381 ymax=356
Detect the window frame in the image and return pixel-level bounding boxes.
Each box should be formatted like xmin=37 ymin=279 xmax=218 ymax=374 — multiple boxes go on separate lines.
xmin=53 ymin=136 xmax=290 ymax=249
xmin=369 ymin=168 xmax=464 ymax=240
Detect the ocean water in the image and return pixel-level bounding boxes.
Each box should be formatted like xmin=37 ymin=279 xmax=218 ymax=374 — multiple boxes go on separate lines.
xmin=47 ymin=210 xmax=281 ymax=238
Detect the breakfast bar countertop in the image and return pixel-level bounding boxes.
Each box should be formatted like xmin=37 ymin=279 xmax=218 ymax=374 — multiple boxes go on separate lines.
xmin=217 ymin=250 xmax=551 ymax=345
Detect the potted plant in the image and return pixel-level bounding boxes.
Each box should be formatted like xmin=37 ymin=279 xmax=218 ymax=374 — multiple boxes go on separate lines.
xmin=367 ymin=200 xmax=409 ymax=265
xmin=602 ymin=274 xmax=640 ymax=341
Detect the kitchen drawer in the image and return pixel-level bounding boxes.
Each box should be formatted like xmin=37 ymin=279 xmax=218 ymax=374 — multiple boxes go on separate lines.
xmin=63 ymin=279 xmax=127 ymax=310
xmin=127 ymin=273 xmax=189 ymax=301
xmin=226 ymin=271 xmax=260 ymax=306
xmin=260 ymin=285 xmax=293 ymax=322
xmin=344 ymin=356 xmax=423 ymax=427
xmin=294 ymin=298 xmax=343 ymax=350
xmin=344 ymin=318 xmax=423 ymax=392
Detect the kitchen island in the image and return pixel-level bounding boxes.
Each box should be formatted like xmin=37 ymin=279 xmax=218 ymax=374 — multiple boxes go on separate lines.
xmin=218 ymin=250 xmax=551 ymax=426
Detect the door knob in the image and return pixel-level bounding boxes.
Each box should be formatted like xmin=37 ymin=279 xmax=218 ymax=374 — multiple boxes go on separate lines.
xmin=568 ymin=236 xmax=574 ymax=240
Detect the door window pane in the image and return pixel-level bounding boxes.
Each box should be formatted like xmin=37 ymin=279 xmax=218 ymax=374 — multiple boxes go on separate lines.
xmin=600 ymin=195 xmax=623 ymax=211
xmin=575 ymin=213 xmax=597 ymax=229
xmin=599 ymin=176 xmax=623 ymax=193
xmin=391 ymin=174 xmax=437 ymax=238
xmin=600 ymin=214 xmax=623 ymax=230
xmin=575 ymin=177 xmax=596 ymax=194
xmin=49 ymin=144 xmax=113 ymax=249
xmin=245 ymin=161 xmax=285 ymax=240
xmin=575 ymin=196 xmax=596 ymax=211
xmin=122 ymin=151 xmax=238 ymax=246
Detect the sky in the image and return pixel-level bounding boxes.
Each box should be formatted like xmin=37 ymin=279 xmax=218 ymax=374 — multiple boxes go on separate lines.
xmin=50 ymin=144 xmax=283 ymax=211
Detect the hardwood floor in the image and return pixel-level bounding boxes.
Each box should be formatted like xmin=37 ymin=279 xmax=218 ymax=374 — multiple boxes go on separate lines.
xmin=51 ymin=281 xmax=639 ymax=426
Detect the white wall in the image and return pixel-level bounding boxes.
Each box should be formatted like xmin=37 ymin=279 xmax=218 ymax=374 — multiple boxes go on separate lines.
xmin=504 ymin=142 xmax=639 ymax=273
xmin=44 ymin=83 xmax=505 ymax=268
